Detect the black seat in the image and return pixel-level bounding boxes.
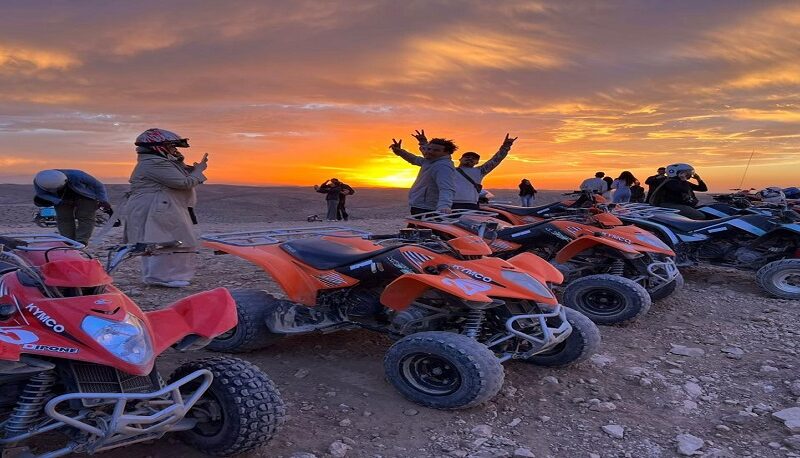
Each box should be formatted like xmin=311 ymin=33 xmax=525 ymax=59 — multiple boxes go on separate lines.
xmin=0 ymin=261 xmax=17 ymax=275
xmin=280 ymin=238 xmax=394 ymax=270
xmin=650 ymin=214 xmax=740 ymax=232
xmin=485 ymin=203 xmax=566 ymax=216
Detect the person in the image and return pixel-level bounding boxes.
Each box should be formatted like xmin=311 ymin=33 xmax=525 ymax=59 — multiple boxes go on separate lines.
xmin=580 ymin=172 xmax=608 ymax=195
xmin=611 ymin=171 xmax=637 ymax=203
xmin=33 ymin=169 xmax=112 ymax=245
xmin=314 ymin=178 xmax=344 ymax=221
xmin=420 ymin=131 xmax=516 ymax=210
xmin=645 ymin=167 xmax=667 ymax=203
xmin=123 ymin=128 xmax=208 ymax=288
xmin=650 ymin=163 xmax=708 ymax=219
xmin=519 ymin=179 xmax=537 ymax=206
xmin=630 ymin=181 xmax=645 ymax=203
xmin=390 ymin=130 xmax=456 ymax=215
xmin=602 ymin=176 xmax=614 ymax=200
xmin=337 ymin=182 xmax=355 ymax=221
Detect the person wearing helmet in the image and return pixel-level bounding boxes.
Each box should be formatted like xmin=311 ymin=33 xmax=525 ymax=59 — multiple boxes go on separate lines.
xmin=123 ymin=128 xmax=208 ymax=288
xmin=33 ymin=169 xmax=111 ymax=245
xmin=758 ymin=187 xmax=786 ymax=204
xmin=649 ymin=163 xmax=708 ymax=219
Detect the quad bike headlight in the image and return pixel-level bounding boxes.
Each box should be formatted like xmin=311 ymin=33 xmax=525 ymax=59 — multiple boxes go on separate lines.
xmin=501 ymin=270 xmax=555 ymax=299
xmin=81 ymin=314 xmax=153 ymax=365
xmin=634 ymin=233 xmax=671 ymax=251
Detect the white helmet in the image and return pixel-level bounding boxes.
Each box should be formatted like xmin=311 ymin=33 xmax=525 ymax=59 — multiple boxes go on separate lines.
xmin=665 ymin=163 xmax=694 ymax=178
xmin=34 ymin=170 xmax=68 ymax=193
xmin=758 ymin=186 xmax=786 ymax=204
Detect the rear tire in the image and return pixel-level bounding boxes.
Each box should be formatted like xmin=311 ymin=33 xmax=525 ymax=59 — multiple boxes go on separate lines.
xmin=206 ymin=289 xmax=284 ymax=353
xmin=384 ymin=331 xmax=504 ymax=409
xmin=522 ymin=307 xmax=601 ymax=367
xmin=756 ymin=259 xmax=800 ymax=300
xmin=648 ymin=271 xmax=684 ymax=301
xmin=169 ymin=356 xmax=285 ymax=456
xmin=563 ymin=274 xmax=651 ymax=325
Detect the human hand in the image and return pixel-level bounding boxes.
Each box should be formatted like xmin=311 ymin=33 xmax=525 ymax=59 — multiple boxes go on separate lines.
xmin=693 ymin=173 xmax=701 ymax=180
xmin=390 ymin=138 xmax=403 ymax=153
xmin=313 ymin=185 xmax=320 ymax=191
xmin=501 ymin=133 xmax=518 ymax=149
xmin=412 ymin=129 xmax=427 ymax=144
xmin=98 ymin=201 xmax=113 ymax=212
xmin=193 ymin=154 xmax=209 ymax=172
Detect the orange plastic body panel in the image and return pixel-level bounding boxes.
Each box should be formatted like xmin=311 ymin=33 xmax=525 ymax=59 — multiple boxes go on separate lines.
xmin=507 ymin=252 xmax=564 ymax=285
xmin=203 ymin=240 xmax=359 ymax=306
xmin=446 ymin=236 xmax=493 ymax=256
xmin=554 ymin=235 xmax=639 ymax=263
xmin=41 ymin=259 xmax=112 ymax=287
xmin=593 ymin=213 xmax=623 ymax=227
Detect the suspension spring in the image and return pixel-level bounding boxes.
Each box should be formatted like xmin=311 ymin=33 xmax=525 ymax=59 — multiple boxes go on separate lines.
xmin=608 ymin=259 xmax=625 ymax=276
xmin=463 ymin=309 xmax=486 ymax=340
xmin=4 ymin=371 xmax=57 ymax=437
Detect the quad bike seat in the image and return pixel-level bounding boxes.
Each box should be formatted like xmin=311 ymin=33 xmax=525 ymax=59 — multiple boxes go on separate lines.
xmin=650 ymin=213 xmax=740 ymax=232
xmin=484 ymin=203 xmax=566 ymax=216
xmin=281 ymin=238 xmax=395 ymax=270
xmin=0 ymin=261 xmax=17 ymax=275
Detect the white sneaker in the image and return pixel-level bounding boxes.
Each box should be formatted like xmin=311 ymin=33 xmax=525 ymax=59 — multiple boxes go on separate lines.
xmin=145 ymin=280 xmax=190 ymax=288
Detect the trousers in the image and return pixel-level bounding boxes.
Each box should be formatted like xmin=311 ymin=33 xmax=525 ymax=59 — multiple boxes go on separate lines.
xmin=55 ymin=196 xmax=97 ymax=244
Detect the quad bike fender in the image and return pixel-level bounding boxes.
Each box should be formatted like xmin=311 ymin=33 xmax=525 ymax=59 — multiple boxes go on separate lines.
xmin=145 ymin=287 xmax=238 ymax=354
xmin=204 ymin=242 xmax=322 ymax=305
xmin=507 ymin=252 xmax=564 ymax=285
xmin=555 ymin=235 xmax=640 ymax=264
xmin=380 ymin=274 xmax=493 ymax=311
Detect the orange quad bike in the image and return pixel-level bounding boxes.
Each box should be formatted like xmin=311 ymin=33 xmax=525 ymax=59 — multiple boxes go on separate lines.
xmin=481 ymin=191 xmax=608 ymax=226
xmin=0 ymin=234 xmax=285 ymax=457
xmin=201 ymin=227 xmax=601 ymax=410
xmin=408 ymin=210 xmax=682 ymax=325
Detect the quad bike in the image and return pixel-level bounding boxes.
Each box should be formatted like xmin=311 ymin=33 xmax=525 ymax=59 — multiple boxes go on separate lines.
xmin=33 ymin=207 xmax=113 ymax=228
xmin=481 ymin=191 xmax=605 ymax=225
xmin=408 ymin=210 xmax=681 ymax=325
xmin=0 ymin=234 xmax=285 ymax=457
xmin=615 ymin=206 xmax=800 ymax=300
xmin=201 ymin=226 xmax=601 ymax=409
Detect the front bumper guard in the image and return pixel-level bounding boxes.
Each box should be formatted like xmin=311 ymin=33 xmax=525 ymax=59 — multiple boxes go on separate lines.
xmin=484 ymin=304 xmax=572 ymax=362
xmin=646 ymin=259 xmax=680 ymax=291
xmin=22 ymin=369 xmax=213 ymax=457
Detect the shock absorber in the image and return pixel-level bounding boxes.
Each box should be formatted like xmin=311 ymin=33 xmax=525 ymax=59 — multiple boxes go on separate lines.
xmin=463 ymin=309 xmax=486 ymax=340
xmin=4 ymin=371 xmax=57 ymax=438
xmin=608 ymin=259 xmax=625 ymax=276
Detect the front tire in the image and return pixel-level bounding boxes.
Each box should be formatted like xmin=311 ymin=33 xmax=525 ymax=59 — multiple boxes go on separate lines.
xmin=384 ymin=331 xmax=504 ymax=409
xmin=647 ymin=271 xmax=684 ymax=301
xmin=521 ymin=307 xmax=601 ymax=367
xmin=756 ymin=259 xmax=800 ymax=299
xmin=169 ymin=357 xmax=285 ymax=456
xmin=206 ymin=289 xmax=285 ymax=353
xmin=562 ymin=274 xmax=652 ymax=325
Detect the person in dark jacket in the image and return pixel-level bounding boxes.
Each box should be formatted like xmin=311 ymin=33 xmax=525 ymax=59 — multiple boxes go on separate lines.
xmin=519 ymin=179 xmax=537 ymax=206
xmin=650 ymin=163 xmax=708 ymax=219
xmin=645 ymin=167 xmax=667 ymax=203
xmin=315 ymin=178 xmax=344 ymax=221
xmin=33 ymin=169 xmax=111 ymax=245
xmin=337 ymin=182 xmax=355 ymax=221
xmin=630 ymin=181 xmax=646 ymax=203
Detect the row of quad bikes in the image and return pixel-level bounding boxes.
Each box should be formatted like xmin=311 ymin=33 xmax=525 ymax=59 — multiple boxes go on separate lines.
xmin=0 ymin=190 xmax=798 ymax=456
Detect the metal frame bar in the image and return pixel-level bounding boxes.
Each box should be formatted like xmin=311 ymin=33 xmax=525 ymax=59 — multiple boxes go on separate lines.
xmin=0 ymin=233 xmax=85 ymax=251
xmin=407 ymin=209 xmax=498 ymax=223
xmin=484 ymin=304 xmax=572 ymax=362
xmin=201 ymin=226 xmax=372 ymax=246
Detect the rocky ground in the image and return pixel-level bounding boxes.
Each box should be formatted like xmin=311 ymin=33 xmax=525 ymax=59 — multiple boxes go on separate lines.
xmin=1 ymin=185 xmax=798 ymax=458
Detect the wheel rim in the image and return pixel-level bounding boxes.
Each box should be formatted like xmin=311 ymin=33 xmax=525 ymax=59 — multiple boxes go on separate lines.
xmin=578 ymin=287 xmax=627 ymax=316
xmin=214 ymin=326 xmax=237 ymax=342
xmin=774 ymin=268 xmax=800 ymax=294
xmin=183 ymin=384 xmax=225 ymax=437
xmin=400 ymin=353 xmax=462 ymax=396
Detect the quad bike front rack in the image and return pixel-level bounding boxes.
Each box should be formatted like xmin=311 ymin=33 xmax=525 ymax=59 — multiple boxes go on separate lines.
xmin=0 ymin=233 xmax=85 ymax=251
xmin=408 ymin=209 xmax=499 ymax=223
xmin=610 ymin=204 xmax=681 ymax=218
xmin=201 ymin=226 xmax=373 ymax=247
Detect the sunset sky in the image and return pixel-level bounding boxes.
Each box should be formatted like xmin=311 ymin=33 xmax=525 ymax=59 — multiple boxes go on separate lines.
xmin=1 ymin=0 xmax=799 ymax=191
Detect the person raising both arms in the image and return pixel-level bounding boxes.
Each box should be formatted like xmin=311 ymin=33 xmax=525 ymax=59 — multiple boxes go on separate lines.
xmin=390 ymin=130 xmax=456 ymax=215
xmin=412 ymin=130 xmax=517 ymax=210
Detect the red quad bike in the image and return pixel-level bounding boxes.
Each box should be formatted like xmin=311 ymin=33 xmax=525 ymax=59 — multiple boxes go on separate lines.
xmin=201 ymin=227 xmax=601 ymax=410
xmin=0 ymin=234 xmax=285 ymax=457
xmin=408 ymin=210 xmax=682 ymax=325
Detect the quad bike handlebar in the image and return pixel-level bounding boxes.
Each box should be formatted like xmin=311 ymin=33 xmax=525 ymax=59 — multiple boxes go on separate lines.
xmin=105 ymin=241 xmax=184 ymax=273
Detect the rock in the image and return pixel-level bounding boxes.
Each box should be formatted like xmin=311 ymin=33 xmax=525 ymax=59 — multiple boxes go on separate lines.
xmin=701 ymin=448 xmax=734 ymax=458
xmin=508 ymin=418 xmax=522 ymax=427
xmin=684 ymin=382 xmax=703 ymax=398
xmin=590 ymin=354 xmax=616 ymax=367
xmin=449 ymin=451 xmax=469 ymax=457
xmin=329 ymin=440 xmax=352 ymax=457
xmin=294 ymin=368 xmax=310 ymax=378
xmin=602 ymin=424 xmax=625 ymax=439
xmin=760 ymin=365 xmax=779 ymax=373
xmin=513 ymin=448 xmax=536 ymax=458
xmin=670 ymin=345 xmax=705 ymax=357
xmin=471 ymin=424 xmax=493 ymax=438
xmin=787 ymin=419 xmax=800 ymax=433
xmin=715 ymin=424 xmax=731 ymax=432
xmin=589 ymin=454 xmax=601 ymax=458
xmin=676 ymin=433 xmax=704 ymax=455
xmin=790 ymin=380 xmax=800 ymax=397
xmin=722 ymin=411 xmax=758 ymax=424
xmin=338 ymin=419 xmax=352 ymax=427
xmin=539 ymin=416 xmax=551 ymax=422
xmin=542 ymin=376 xmax=559 ymax=385
xmin=768 ymin=442 xmax=782 ymax=449
xmin=290 ymin=453 xmax=317 ymax=458
xmin=774 ymin=407 xmax=800 ymax=422
xmin=720 ymin=347 xmax=744 ymax=359
xmin=589 ymin=402 xmax=617 ymax=412
xmin=682 ymin=400 xmax=699 ymax=411
xmin=403 ymin=408 xmax=419 ymax=416
xmin=785 ymin=435 xmax=800 ymax=451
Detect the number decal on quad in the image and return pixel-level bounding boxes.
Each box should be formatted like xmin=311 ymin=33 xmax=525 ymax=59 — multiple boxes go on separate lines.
xmin=0 ymin=327 xmax=39 ymax=345
xmin=442 ymin=278 xmax=492 ymax=296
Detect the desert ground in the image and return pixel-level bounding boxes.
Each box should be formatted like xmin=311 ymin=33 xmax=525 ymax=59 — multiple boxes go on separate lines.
xmin=1 ymin=184 xmax=799 ymax=458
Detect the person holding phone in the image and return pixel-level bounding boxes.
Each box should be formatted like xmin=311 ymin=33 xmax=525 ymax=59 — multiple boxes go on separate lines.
xmin=123 ymin=128 xmax=208 ymax=287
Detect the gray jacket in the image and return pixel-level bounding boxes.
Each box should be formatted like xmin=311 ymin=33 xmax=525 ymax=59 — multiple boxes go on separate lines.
xmin=453 ymin=146 xmax=510 ymax=204
xmin=394 ymin=149 xmax=455 ymax=210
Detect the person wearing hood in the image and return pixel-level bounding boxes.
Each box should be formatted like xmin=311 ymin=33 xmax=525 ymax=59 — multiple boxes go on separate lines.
xmin=123 ymin=128 xmax=208 ymax=288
